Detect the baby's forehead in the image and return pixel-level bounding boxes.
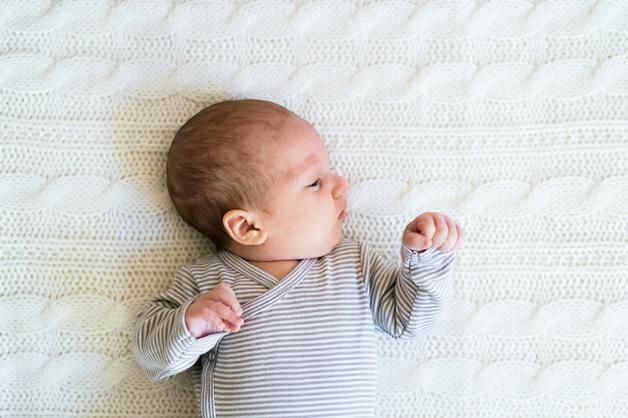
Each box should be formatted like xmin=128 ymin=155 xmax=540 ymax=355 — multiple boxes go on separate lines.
xmin=260 ymin=142 xmax=301 ymax=180
xmin=242 ymin=113 xmax=325 ymax=177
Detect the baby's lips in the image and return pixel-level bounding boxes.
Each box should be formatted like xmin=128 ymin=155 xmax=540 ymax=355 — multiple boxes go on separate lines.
xmin=344 ymin=198 xmax=353 ymax=213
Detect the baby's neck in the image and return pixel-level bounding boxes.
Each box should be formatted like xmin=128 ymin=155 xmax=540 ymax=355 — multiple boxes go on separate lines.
xmin=247 ymin=258 xmax=300 ymax=281
xmin=222 ymin=243 xmax=302 ymax=281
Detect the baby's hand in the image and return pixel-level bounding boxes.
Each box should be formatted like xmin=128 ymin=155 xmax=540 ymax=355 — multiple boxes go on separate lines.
xmin=184 ymin=282 xmax=244 ymax=339
xmin=403 ymin=212 xmax=464 ymax=252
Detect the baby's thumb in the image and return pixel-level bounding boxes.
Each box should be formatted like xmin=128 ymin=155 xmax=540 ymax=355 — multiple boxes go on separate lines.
xmin=405 ymin=232 xmax=431 ymax=250
xmin=419 ymin=236 xmax=431 ymax=249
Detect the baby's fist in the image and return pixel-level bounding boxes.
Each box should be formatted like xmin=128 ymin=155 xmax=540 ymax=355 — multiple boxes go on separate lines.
xmin=184 ymin=282 xmax=244 ymax=339
xmin=403 ymin=212 xmax=464 ymax=252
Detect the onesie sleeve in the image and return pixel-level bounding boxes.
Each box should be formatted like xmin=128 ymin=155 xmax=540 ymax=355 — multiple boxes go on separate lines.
xmin=131 ymin=265 xmax=228 ymax=382
xmin=358 ymin=240 xmax=455 ymax=339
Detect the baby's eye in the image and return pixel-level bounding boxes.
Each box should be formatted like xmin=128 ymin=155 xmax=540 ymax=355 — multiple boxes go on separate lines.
xmin=307 ymin=179 xmax=320 ymax=188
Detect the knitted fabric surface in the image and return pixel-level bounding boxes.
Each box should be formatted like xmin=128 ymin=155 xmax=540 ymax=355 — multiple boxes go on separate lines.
xmin=2 ymin=0 xmax=628 ymax=417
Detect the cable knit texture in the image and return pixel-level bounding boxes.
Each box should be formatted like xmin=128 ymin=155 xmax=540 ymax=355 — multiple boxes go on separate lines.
xmin=1 ymin=0 xmax=628 ymax=417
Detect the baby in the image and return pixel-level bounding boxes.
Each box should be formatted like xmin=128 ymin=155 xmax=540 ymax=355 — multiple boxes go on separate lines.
xmin=132 ymin=99 xmax=463 ymax=418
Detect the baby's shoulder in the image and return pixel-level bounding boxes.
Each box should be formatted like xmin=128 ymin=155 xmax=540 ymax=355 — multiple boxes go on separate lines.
xmin=332 ymin=237 xmax=361 ymax=252
xmin=177 ymin=252 xmax=227 ymax=288
xmin=321 ymin=238 xmax=362 ymax=263
xmin=318 ymin=239 xmax=368 ymax=284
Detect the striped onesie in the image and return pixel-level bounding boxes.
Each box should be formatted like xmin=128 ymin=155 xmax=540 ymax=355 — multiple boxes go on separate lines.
xmin=132 ymin=238 xmax=456 ymax=417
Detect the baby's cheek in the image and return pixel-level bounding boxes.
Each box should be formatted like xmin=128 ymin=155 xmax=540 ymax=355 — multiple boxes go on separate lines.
xmin=295 ymin=215 xmax=319 ymax=234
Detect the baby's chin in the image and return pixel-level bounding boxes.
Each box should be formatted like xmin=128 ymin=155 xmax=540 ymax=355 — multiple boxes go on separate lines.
xmin=320 ymin=232 xmax=344 ymax=257
xmin=293 ymin=228 xmax=343 ymax=259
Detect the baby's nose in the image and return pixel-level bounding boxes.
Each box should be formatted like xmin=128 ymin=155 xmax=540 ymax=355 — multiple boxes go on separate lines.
xmin=333 ymin=175 xmax=349 ymax=200
xmin=344 ymin=185 xmax=355 ymax=212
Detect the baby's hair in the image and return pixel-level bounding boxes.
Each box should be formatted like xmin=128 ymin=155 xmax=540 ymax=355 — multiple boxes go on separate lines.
xmin=166 ymin=98 xmax=294 ymax=251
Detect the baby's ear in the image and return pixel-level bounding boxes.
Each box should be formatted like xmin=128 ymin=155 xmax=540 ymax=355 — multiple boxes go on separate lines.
xmin=222 ymin=209 xmax=268 ymax=246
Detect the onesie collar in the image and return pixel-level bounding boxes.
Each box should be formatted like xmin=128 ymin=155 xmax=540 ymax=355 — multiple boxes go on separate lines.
xmin=216 ymin=250 xmax=317 ymax=290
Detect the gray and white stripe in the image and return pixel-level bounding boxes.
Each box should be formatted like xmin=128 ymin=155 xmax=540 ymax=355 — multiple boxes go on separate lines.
xmin=132 ymin=238 xmax=455 ymax=417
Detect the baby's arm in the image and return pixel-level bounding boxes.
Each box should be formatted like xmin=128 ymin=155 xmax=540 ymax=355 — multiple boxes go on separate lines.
xmin=131 ymin=266 xmax=232 ymax=382
xmin=359 ymin=213 xmax=461 ymax=339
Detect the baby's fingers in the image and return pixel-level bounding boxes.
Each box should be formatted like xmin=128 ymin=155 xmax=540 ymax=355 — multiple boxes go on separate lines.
xmin=200 ymin=305 xmax=244 ymax=333
xmin=223 ymin=317 xmax=244 ymax=333
xmin=403 ymin=229 xmax=431 ymax=250
xmin=200 ymin=300 xmax=240 ymax=328
xmin=207 ymin=283 xmax=243 ymax=316
xmin=454 ymin=224 xmax=464 ymax=250
xmin=210 ymin=316 xmax=243 ymax=333
xmin=437 ymin=217 xmax=458 ymax=252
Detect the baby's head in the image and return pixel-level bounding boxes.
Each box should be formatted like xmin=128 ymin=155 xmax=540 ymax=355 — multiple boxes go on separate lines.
xmin=166 ymin=99 xmax=349 ymax=261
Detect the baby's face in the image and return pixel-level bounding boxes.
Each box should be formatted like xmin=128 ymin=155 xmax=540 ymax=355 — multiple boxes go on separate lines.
xmin=257 ymin=116 xmax=349 ymax=259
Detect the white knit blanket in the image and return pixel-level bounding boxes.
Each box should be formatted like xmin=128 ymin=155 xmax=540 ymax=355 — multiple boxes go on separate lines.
xmin=2 ymin=1 xmax=628 ymax=417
